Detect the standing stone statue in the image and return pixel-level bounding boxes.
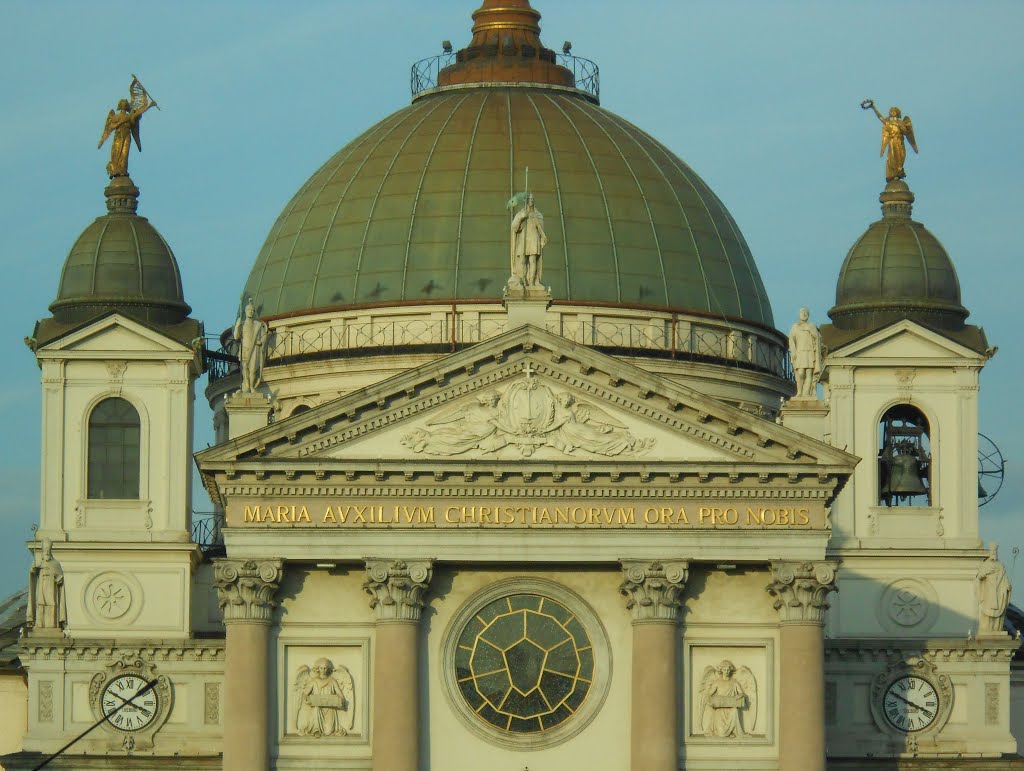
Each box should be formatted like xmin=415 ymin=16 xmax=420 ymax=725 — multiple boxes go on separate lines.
xmin=510 ymin=194 xmax=547 ymax=289
xmin=976 ymin=544 xmax=1011 ymax=635
xmin=27 ymin=539 xmax=66 ymax=632
xmin=788 ymin=307 xmax=822 ymax=399
xmin=98 ymin=76 xmax=159 ymax=179
xmin=233 ymin=297 xmax=269 ymax=393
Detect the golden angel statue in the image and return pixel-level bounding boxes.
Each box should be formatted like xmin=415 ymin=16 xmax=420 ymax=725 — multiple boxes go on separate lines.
xmin=293 ymin=658 xmax=356 ymax=737
xmin=698 ymin=660 xmax=757 ymax=738
xmin=98 ymin=76 xmax=159 ymax=178
xmin=861 ymin=99 xmax=918 ymax=182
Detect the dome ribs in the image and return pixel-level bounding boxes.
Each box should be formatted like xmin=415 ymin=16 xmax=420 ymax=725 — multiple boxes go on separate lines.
xmin=562 ymin=97 xmax=668 ymax=307
xmin=403 ymin=93 xmax=473 ymax=302
xmin=353 ymin=99 xmax=448 ymax=304
xmin=244 ymin=89 xmax=775 ymax=328
xmin=542 ymin=92 xmax=621 ymax=303
xmin=453 ymin=92 xmax=491 ymax=301
xmin=254 ymin=112 xmax=400 ymax=312
xmin=602 ymin=111 xmax=713 ymax=316
xmin=524 ymin=91 xmax=570 ymax=298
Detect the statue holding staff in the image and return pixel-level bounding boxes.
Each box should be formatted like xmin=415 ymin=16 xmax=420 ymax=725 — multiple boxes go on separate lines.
xmin=98 ymin=76 xmax=159 ymax=178
xmin=861 ymin=99 xmax=918 ymax=182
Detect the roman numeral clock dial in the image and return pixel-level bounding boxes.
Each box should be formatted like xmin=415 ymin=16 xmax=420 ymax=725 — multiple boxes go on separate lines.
xmin=100 ymin=674 xmax=159 ymax=732
xmin=882 ymin=675 xmax=939 ymax=732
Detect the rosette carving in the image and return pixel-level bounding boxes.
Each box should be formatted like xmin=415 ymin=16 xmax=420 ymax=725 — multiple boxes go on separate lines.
xmin=363 ymin=559 xmax=434 ymax=622
xmin=213 ymin=559 xmax=283 ymax=623
xmin=767 ymin=561 xmax=838 ymax=623
xmin=619 ymin=560 xmax=689 ymax=622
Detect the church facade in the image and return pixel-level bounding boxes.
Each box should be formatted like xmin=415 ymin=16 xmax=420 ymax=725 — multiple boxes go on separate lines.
xmin=4 ymin=2 xmax=1023 ymax=770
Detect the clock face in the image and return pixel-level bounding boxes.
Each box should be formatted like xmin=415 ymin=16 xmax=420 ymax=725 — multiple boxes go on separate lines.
xmin=882 ymin=675 xmax=939 ymax=732
xmin=101 ymin=674 xmax=159 ymax=732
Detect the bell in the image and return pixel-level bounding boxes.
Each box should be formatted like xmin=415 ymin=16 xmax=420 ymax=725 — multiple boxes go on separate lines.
xmin=882 ymin=451 xmax=928 ymax=497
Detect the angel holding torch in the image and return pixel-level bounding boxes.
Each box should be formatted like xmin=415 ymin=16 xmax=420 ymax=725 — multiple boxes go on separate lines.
xmin=861 ymin=99 xmax=918 ymax=182
xmin=98 ymin=76 xmax=159 ymax=178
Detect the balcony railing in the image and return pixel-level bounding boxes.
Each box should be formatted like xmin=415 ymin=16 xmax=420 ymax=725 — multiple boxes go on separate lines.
xmin=191 ymin=511 xmax=225 ymax=556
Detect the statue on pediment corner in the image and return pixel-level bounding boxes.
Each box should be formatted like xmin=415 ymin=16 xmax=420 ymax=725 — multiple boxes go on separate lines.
xmin=788 ymin=307 xmax=822 ymax=400
xmin=294 ymin=658 xmax=356 ymax=737
xmin=698 ymin=660 xmax=757 ymax=738
xmin=233 ymin=297 xmax=269 ymax=394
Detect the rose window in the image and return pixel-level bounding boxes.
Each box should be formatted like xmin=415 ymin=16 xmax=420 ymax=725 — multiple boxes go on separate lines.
xmin=454 ymin=594 xmax=594 ymax=734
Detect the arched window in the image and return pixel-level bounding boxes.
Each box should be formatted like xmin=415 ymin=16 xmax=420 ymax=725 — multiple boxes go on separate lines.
xmin=87 ymin=398 xmax=141 ymax=499
xmin=878 ymin=404 xmax=930 ymax=507
xmin=290 ymin=404 xmax=312 ymax=418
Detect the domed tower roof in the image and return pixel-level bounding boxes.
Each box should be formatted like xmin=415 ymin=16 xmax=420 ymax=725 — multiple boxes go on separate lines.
xmin=49 ymin=176 xmax=192 ymax=327
xmin=242 ymin=0 xmax=775 ymax=329
xmin=829 ymin=180 xmax=968 ymax=332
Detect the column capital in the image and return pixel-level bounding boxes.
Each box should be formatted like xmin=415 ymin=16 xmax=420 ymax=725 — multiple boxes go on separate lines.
xmin=767 ymin=561 xmax=837 ymax=624
xmin=364 ymin=559 xmax=433 ymax=622
xmin=619 ymin=560 xmax=689 ymax=623
xmin=213 ymin=558 xmax=283 ymax=623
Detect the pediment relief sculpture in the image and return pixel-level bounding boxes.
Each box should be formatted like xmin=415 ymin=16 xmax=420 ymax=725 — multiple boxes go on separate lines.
xmin=293 ymin=658 xmax=356 ymax=737
xmin=698 ymin=660 xmax=758 ymax=738
xmin=400 ymin=367 xmax=654 ymax=458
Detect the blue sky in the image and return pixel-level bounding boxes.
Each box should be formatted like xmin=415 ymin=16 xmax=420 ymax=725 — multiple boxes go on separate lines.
xmin=1 ymin=1 xmax=1021 ymax=594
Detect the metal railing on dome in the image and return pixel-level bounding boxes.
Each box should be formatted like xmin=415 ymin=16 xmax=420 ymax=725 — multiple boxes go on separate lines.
xmin=409 ymin=51 xmax=600 ymax=103
xmin=550 ymin=320 xmax=792 ymax=380
xmin=205 ymin=317 xmax=790 ymax=385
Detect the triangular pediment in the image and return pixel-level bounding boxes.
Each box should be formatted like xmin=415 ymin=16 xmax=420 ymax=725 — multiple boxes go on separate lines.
xmin=197 ymin=326 xmax=857 ymax=478
xmin=826 ymin=319 xmax=989 ymax=363
xmin=36 ymin=313 xmax=190 ymax=357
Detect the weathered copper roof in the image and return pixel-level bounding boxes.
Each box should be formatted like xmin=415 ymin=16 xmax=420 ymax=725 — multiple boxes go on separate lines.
xmin=50 ymin=176 xmax=191 ymax=327
xmin=244 ymin=86 xmax=774 ymax=326
xmin=829 ymin=181 xmax=967 ymax=332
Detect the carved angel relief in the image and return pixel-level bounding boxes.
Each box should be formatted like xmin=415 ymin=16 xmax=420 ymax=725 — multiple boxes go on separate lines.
xmin=698 ymin=660 xmax=758 ymax=738
xmin=293 ymin=658 xmax=356 ymax=737
xmin=400 ymin=368 xmax=654 ymax=458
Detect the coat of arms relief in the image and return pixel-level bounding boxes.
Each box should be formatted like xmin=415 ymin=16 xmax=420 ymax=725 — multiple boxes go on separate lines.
xmin=400 ymin=366 xmax=655 ymax=458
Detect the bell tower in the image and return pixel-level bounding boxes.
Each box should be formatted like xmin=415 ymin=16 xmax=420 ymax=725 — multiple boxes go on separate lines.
xmin=16 ymin=82 xmax=223 ymax=762
xmin=807 ymin=161 xmax=1018 ymax=758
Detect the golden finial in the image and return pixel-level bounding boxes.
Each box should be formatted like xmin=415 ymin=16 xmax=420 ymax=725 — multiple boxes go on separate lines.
xmin=98 ymin=76 xmax=159 ymax=179
xmin=861 ymin=99 xmax=918 ymax=182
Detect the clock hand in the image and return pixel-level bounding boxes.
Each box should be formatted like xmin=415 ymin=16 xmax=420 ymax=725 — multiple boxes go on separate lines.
xmin=889 ymin=691 xmax=934 ymax=719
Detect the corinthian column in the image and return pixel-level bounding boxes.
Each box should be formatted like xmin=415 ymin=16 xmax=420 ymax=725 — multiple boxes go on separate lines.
xmin=620 ymin=560 xmax=688 ymax=771
xmin=364 ymin=559 xmax=433 ymax=771
xmin=767 ymin=561 xmax=837 ymax=771
xmin=213 ymin=559 xmax=283 ymax=771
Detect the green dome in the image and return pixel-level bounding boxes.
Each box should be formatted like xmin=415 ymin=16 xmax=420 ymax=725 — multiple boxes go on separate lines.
xmin=243 ymin=87 xmax=774 ymax=327
xmin=829 ymin=181 xmax=967 ymax=332
xmin=51 ymin=177 xmax=191 ymax=326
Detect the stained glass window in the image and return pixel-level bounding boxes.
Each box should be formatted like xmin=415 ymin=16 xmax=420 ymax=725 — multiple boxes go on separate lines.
xmin=87 ymin=398 xmax=141 ymax=499
xmin=454 ymin=593 xmax=594 ymax=734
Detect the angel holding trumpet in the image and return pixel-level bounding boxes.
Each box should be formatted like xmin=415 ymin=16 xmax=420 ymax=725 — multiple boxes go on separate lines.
xmin=98 ymin=76 xmax=159 ymax=178
xmin=861 ymin=99 xmax=918 ymax=182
